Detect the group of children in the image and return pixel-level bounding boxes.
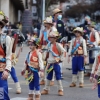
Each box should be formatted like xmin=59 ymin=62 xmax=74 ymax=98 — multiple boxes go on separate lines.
xmin=0 ymin=9 xmax=100 ymax=100
xmin=20 ymin=9 xmax=100 ymax=100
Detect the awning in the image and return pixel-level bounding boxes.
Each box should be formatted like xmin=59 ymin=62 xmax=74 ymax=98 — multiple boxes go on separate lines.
xmin=11 ymin=0 xmax=25 ymax=11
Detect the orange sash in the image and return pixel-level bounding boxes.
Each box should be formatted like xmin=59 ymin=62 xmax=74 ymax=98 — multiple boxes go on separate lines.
xmin=29 ymin=50 xmax=39 ymax=69
xmin=90 ymin=33 xmax=95 ymax=42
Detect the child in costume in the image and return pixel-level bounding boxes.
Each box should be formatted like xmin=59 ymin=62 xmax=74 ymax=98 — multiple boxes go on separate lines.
xmin=7 ymin=29 xmax=22 ymax=94
xmin=39 ymin=17 xmax=55 ymax=86
xmin=0 ymin=11 xmax=12 ymax=100
xmin=86 ymin=23 xmax=99 ymax=76
xmin=21 ymin=38 xmax=44 ymax=100
xmin=90 ymin=52 xmax=100 ymax=98
xmin=68 ymin=27 xmax=87 ymax=88
xmin=10 ymin=47 xmax=22 ymax=94
xmin=41 ymin=28 xmax=66 ymax=96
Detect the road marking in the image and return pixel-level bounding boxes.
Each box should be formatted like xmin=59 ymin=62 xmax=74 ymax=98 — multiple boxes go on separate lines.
xmin=8 ymin=88 xmax=12 ymax=90
xmin=11 ymin=97 xmax=27 ymax=100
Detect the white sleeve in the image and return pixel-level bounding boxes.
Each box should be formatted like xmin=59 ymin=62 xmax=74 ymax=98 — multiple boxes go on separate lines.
xmin=94 ymin=32 xmax=99 ymax=45
xmin=38 ymin=52 xmax=44 ymax=70
xmin=96 ymin=64 xmax=100 ymax=76
xmin=57 ymin=43 xmax=66 ymax=52
xmin=68 ymin=40 xmax=73 ymax=56
xmin=5 ymin=36 xmax=12 ymax=71
xmin=83 ymin=39 xmax=87 ymax=56
xmin=91 ymin=56 xmax=98 ymax=74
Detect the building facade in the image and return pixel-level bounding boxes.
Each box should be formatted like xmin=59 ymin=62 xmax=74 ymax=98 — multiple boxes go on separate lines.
xmin=0 ymin=0 xmax=25 ymax=24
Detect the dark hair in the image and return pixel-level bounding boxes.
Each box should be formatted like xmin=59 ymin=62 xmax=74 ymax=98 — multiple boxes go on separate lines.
xmin=32 ymin=41 xmax=38 ymax=48
xmin=0 ymin=18 xmax=8 ymax=28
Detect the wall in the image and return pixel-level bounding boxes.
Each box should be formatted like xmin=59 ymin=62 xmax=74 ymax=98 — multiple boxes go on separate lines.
xmin=9 ymin=0 xmax=18 ymax=24
xmin=1 ymin=0 xmax=9 ymax=17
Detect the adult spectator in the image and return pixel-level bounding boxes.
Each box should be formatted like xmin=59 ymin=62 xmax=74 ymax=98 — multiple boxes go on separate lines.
xmin=52 ymin=8 xmax=65 ymax=42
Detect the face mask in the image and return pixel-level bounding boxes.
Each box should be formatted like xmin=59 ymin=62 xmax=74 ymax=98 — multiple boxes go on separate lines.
xmin=57 ymin=15 xmax=62 ymax=20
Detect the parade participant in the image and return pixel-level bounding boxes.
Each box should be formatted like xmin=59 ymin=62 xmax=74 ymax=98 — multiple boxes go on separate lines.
xmin=10 ymin=47 xmax=22 ymax=94
xmin=41 ymin=28 xmax=66 ymax=96
xmin=21 ymin=38 xmax=44 ymax=100
xmin=90 ymin=52 xmax=100 ymax=98
xmin=53 ymin=8 xmax=65 ymax=79
xmin=87 ymin=23 xmax=99 ymax=76
xmin=6 ymin=29 xmax=22 ymax=94
xmin=68 ymin=27 xmax=87 ymax=88
xmin=39 ymin=17 xmax=55 ymax=86
xmin=0 ymin=11 xmax=12 ymax=100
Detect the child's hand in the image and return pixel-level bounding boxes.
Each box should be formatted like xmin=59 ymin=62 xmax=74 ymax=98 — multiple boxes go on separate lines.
xmin=92 ymin=79 xmax=98 ymax=90
xmin=21 ymin=70 xmax=25 ymax=76
xmin=40 ymin=71 xmax=44 ymax=78
xmin=90 ymin=77 xmax=94 ymax=83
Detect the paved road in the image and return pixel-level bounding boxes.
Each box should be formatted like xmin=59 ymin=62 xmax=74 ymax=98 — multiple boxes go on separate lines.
xmin=9 ymin=46 xmax=99 ymax=100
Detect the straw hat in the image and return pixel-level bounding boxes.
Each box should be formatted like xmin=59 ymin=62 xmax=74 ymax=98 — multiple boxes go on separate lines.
xmin=49 ymin=27 xmax=60 ymax=38
xmin=29 ymin=38 xmax=41 ymax=46
xmin=44 ymin=17 xmax=53 ymax=25
xmin=0 ymin=11 xmax=8 ymax=28
xmin=73 ymin=27 xmax=84 ymax=34
xmin=87 ymin=23 xmax=95 ymax=28
xmin=53 ymin=8 xmax=62 ymax=15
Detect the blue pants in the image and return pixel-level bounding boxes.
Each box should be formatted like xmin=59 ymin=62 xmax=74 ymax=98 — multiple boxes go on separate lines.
xmin=47 ymin=63 xmax=61 ymax=80
xmin=72 ymin=56 xmax=84 ymax=74
xmin=0 ymin=72 xmax=10 ymax=100
xmin=89 ymin=50 xmax=95 ymax=64
xmin=98 ymin=85 xmax=100 ymax=98
xmin=29 ymin=71 xmax=40 ymax=91
xmin=10 ymin=67 xmax=18 ymax=83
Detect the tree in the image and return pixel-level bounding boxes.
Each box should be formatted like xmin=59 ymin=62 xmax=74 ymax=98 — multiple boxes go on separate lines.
xmin=64 ymin=0 xmax=100 ymax=18
xmin=45 ymin=0 xmax=67 ymax=11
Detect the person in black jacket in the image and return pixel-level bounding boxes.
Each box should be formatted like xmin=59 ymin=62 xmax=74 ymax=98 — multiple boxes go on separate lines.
xmin=52 ymin=8 xmax=65 ymax=42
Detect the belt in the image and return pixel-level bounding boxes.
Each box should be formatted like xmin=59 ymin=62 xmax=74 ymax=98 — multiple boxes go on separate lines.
xmin=29 ymin=66 xmax=39 ymax=72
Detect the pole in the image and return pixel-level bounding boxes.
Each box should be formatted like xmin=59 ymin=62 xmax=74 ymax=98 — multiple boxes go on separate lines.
xmin=42 ymin=0 xmax=45 ymax=21
xmin=0 ymin=0 xmax=1 ymax=10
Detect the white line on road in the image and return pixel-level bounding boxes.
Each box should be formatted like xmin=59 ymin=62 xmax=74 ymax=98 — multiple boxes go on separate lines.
xmin=11 ymin=97 xmax=27 ymax=100
xmin=8 ymin=88 xmax=12 ymax=90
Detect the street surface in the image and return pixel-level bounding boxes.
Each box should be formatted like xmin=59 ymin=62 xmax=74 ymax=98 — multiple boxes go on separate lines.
xmin=9 ymin=46 xmax=99 ymax=100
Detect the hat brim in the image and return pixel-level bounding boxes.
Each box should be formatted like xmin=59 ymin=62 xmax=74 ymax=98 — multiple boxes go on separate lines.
xmin=73 ymin=30 xmax=83 ymax=35
xmin=44 ymin=22 xmax=53 ymax=25
xmin=53 ymin=10 xmax=62 ymax=15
